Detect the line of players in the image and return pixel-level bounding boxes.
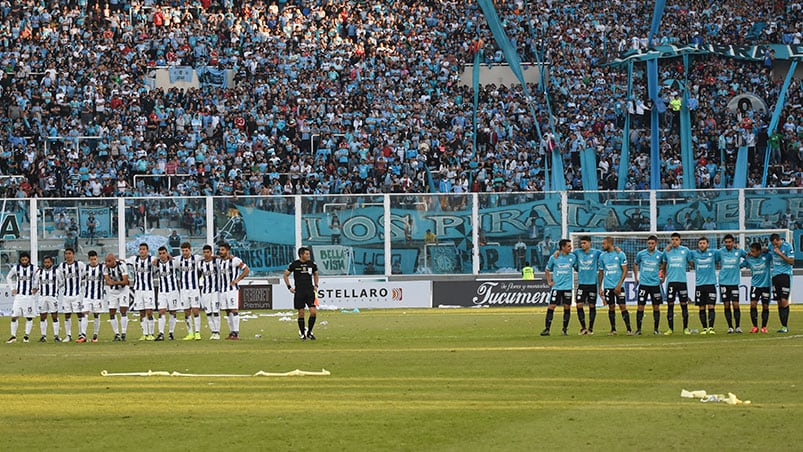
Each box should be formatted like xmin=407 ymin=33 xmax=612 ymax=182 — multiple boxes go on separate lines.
xmin=540 ymin=233 xmax=794 ymax=336
xmin=5 ymin=241 xmax=249 ymax=343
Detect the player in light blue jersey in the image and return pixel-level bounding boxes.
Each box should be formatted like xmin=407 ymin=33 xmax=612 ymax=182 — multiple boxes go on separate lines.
xmin=719 ymin=234 xmax=746 ymax=333
xmin=540 ymin=239 xmax=577 ymax=336
xmin=689 ymin=237 xmax=720 ymax=334
xmin=741 ymin=242 xmax=772 ymax=333
xmin=572 ymin=236 xmax=602 ymax=335
xmin=661 ymin=232 xmax=692 ymax=335
xmin=598 ymin=237 xmax=632 ymax=335
xmin=770 ymin=233 xmax=794 ymax=333
xmin=633 ymin=235 xmax=664 ymax=335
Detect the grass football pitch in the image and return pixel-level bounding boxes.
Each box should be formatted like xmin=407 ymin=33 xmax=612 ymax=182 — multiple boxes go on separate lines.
xmin=1 ymin=307 xmax=802 ymax=451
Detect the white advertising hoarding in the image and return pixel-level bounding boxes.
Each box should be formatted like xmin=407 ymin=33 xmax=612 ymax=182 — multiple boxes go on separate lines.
xmin=272 ymin=280 xmax=431 ymax=309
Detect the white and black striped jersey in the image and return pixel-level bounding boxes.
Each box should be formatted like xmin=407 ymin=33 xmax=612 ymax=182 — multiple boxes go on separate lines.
xmin=7 ymin=263 xmax=38 ymax=295
xmin=58 ymin=260 xmax=86 ymax=297
xmin=38 ymin=265 xmax=59 ymax=298
xmin=199 ymin=258 xmax=219 ymax=295
xmin=84 ymin=264 xmax=105 ymax=300
xmin=103 ymin=261 xmax=128 ymax=293
xmin=174 ymin=254 xmax=202 ymax=291
xmin=126 ymin=255 xmax=155 ymax=291
xmin=155 ymin=258 xmax=179 ymax=293
xmin=219 ymin=256 xmax=246 ymax=292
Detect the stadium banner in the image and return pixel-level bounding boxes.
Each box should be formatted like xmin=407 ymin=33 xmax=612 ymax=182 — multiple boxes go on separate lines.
xmin=433 ymin=280 xmax=551 ymax=307
xmin=312 ymin=245 xmax=353 ymax=275
xmin=78 ymin=207 xmax=111 ymax=238
xmin=351 ymin=246 xmax=419 ymax=275
xmin=620 ymin=274 xmax=803 ymax=305
xmin=168 ymin=66 xmax=194 ymax=84
xmin=196 ymin=66 xmax=229 ymax=88
xmin=271 ymin=280 xmax=431 ymax=309
xmin=230 ymin=243 xmax=295 ymax=273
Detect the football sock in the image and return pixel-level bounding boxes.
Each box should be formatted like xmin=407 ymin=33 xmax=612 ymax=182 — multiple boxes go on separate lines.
xmin=576 ymin=307 xmax=586 ymax=329
xmin=699 ymin=310 xmax=708 ymax=328
xmin=80 ymin=316 xmax=88 ymax=336
xmin=545 ymin=309 xmax=554 ymax=329
xmin=707 ymin=308 xmax=715 ymax=328
xmin=588 ymin=306 xmax=597 ymax=331
xmin=562 ymin=308 xmax=570 ymax=330
xmin=120 ymin=314 xmax=128 ymax=334
xmin=622 ymin=311 xmax=631 ymax=331
xmin=681 ymin=304 xmax=689 ymax=329
xmin=653 ymin=310 xmax=661 ymax=330
xmin=779 ymin=305 xmax=790 ymax=327
xmin=608 ymin=309 xmax=616 ymax=330
xmin=307 ymin=315 xmax=316 ymax=333
xmin=186 ymin=316 xmax=193 ymax=333
xmin=733 ymin=307 xmax=741 ymax=328
xmin=750 ymin=306 xmax=758 ymax=327
xmin=110 ymin=315 xmax=119 ymax=335
xmin=666 ymin=303 xmax=675 ymax=330
xmin=93 ymin=314 xmax=101 ymax=336
xmin=206 ymin=313 xmax=215 ymax=332
xmin=226 ymin=312 xmax=234 ymax=332
xmin=158 ymin=315 xmax=166 ymax=334
xmin=140 ymin=316 xmax=148 ymax=335
xmin=761 ymin=307 xmax=769 ymax=328
xmin=24 ymin=319 xmax=32 ymax=336
xmin=232 ymin=312 xmax=239 ymax=334
xmin=724 ymin=305 xmax=733 ymax=328
xmin=40 ymin=320 xmax=47 ymax=336
xmin=65 ymin=317 xmax=72 ymax=337
xmin=194 ymin=315 xmax=201 ymax=333
xmin=298 ymin=317 xmax=306 ymax=334
xmin=636 ymin=310 xmax=644 ymax=331
xmin=212 ymin=313 xmax=220 ymax=333
xmin=53 ymin=318 xmax=60 ymax=337
xmin=148 ymin=317 xmax=155 ymax=335
xmin=10 ymin=318 xmax=18 ymax=336
xmin=169 ymin=314 xmax=176 ymax=334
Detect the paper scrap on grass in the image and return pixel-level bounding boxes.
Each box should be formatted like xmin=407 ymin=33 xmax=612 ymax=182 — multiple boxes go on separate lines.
xmin=680 ymin=389 xmax=751 ymax=405
xmin=101 ymin=369 xmax=331 ymax=377
xmin=259 ymin=311 xmax=296 ymax=317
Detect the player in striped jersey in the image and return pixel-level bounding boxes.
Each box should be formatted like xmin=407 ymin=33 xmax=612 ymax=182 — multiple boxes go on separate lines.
xmin=6 ymin=252 xmax=39 ymax=343
xmin=199 ymin=244 xmax=221 ymax=340
xmin=36 ymin=256 xmax=61 ymax=342
xmin=127 ymin=243 xmax=156 ymax=341
xmin=176 ymin=242 xmax=203 ymax=341
xmin=104 ymin=253 xmax=130 ymax=341
xmin=154 ymin=246 xmax=181 ymax=341
xmin=80 ymin=251 xmax=106 ymax=343
xmin=218 ymin=242 xmax=249 ymax=340
xmin=57 ymin=248 xmax=86 ymax=342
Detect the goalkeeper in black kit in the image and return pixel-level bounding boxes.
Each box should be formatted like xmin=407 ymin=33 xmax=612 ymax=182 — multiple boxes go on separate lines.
xmin=284 ymin=247 xmax=320 ymax=340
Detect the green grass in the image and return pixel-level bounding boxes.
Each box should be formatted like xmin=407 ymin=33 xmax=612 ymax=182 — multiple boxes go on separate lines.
xmin=1 ymin=308 xmax=802 ymax=451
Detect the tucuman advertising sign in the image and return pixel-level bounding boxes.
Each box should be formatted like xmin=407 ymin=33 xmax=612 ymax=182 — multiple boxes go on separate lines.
xmin=433 ymin=280 xmax=552 ymax=307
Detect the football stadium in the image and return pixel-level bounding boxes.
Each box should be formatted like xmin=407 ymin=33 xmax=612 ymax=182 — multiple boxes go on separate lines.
xmin=1 ymin=0 xmax=803 ymax=449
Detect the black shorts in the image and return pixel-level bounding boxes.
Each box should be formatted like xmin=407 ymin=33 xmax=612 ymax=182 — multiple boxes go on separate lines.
xmin=602 ymin=288 xmax=626 ymax=305
xmin=695 ymin=284 xmax=717 ymax=306
xmin=637 ymin=285 xmax=663 ymax=305
xmin=772 ymin=274 xmax=791 ymax=302
xmin=719 ymin=285 xmax=740 ymax=303
xmin=750 ymin=286 xmax=771 ymax=304
xmin=550 ymin=289 xmax=572 ymax=307
xmin=666 ymin=282 xmax=689 ymax=304
xmin=575 ymin=284 xmax=598 ymax=305
xmin=294 ymin=292 xmax=316 ymax=310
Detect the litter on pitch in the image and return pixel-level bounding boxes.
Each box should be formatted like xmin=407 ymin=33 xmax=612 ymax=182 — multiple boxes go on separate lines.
xmin=681 ymin=389 xmax=751 ymax=405
xmin=341 ymin=307 xmax=360 ymax=313
xmin=101 ymin=369 xmax=331 ymax=377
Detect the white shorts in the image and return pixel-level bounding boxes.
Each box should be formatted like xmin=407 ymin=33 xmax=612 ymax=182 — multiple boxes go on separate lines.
xmin=220 ymin=290 xmax=239 ymax=311
xmin=107 ymin=289 xmax=130 ymax=310
xmin=158 ymin=290 xmax=180 ymax=312
xmin=11 ymin=294 xmax=37 ymax=318
xmin=133 ymin=290 xmax=156 ymax=311
xmin=37 ymin=296 xmax=59 ymax=314
xmin=85 ymin=298 xmax=107 ymax=314
xmin=201 ymin=292 xmax=219 ymax=314
xmin=180 ymin=290 xmax=201 ymax=310
xmin=61 ymin=295 xmax=81 ymax=314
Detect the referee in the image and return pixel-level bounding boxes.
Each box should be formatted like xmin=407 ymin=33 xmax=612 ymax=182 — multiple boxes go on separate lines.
xmin=284 ymin=247 xmax=319 ymax=340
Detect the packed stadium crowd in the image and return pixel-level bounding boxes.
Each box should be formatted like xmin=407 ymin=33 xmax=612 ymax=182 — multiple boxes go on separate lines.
xmin=1 ymin=0 xmax=802 ymax=201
